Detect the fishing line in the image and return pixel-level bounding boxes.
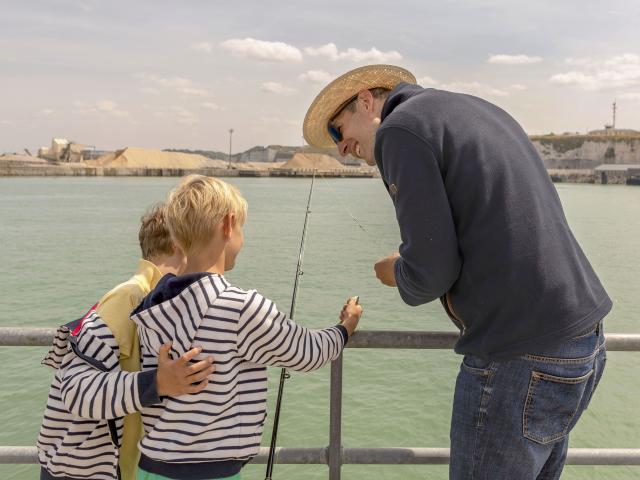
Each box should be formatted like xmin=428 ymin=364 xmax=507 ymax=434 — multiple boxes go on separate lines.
xmin=265 ymin=170 xmax=316 ymax=480
xmin=317 ymin=172 xmax=395 ymax=254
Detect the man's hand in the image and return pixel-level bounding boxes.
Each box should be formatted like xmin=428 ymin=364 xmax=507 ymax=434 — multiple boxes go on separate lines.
xmin=374 ymin=252 xmax=401 ymax=286
xmin=156 ymin=344 xmax=214 ymax=397
xmin=339 ymin=296 xmax=363 ymax=337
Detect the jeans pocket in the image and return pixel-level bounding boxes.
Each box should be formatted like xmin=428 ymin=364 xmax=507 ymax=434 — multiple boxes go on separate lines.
xmin=523 ymin=369 xmax=594 ymax=445
xmin=461 ymin=355 xmax=493 ymax=376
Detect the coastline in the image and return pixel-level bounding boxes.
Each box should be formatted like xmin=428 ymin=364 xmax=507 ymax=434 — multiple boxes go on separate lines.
xmin=0 ymin=163 xmax=379 ymax=178
xmin=4 ymin=162 xmax=640 ymax=185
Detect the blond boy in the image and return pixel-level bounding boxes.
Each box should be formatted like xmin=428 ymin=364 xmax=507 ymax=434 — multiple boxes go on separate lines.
xmin=131 ymin=175 xmax=362 ymax=480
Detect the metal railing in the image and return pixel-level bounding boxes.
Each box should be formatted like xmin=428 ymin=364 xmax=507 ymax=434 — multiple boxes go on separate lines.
xmin=2 ymin=328 xmax=640 ymax=478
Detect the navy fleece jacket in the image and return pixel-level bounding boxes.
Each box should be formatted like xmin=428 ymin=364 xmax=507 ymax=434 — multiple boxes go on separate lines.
xmin=374 ymin=83 xmax=612 ymax=359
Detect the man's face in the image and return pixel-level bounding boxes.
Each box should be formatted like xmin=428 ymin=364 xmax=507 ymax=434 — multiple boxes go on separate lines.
xmin=330 ymin=91 xmax=381 ymax=166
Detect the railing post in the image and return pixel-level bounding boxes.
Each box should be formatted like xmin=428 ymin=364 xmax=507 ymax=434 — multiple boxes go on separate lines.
xmin=328 ymin=353 xmax=343 ymax=479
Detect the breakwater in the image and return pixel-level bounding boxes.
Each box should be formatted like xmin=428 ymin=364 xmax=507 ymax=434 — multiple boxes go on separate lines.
xmin=0 ymin=163 xmax=377 ymax=178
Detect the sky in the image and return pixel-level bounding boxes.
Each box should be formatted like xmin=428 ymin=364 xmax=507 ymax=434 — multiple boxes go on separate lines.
xmin=2 ymin=0 xmax=640 ymax=154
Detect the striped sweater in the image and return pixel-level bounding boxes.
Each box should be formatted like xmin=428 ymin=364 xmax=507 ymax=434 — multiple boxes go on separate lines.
xmin=37 ymin=310 xmax=159 ymax=480
xmin=130 ymin=272 xmax=347 ymax=479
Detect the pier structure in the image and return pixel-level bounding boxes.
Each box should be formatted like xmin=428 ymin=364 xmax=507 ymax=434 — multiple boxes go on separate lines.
xmin=1 ymin=328 xmax=639 ymax=478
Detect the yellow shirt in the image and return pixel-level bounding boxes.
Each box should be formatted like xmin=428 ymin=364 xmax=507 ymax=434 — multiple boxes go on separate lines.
xmin=96 ymin=259 xmax=163 ymax=480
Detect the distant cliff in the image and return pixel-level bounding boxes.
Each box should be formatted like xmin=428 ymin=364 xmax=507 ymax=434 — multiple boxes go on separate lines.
xmin=530 ymin=134 xmax=640 ymax=168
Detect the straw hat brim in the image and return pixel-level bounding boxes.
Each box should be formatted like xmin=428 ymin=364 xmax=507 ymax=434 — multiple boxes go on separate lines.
xmin=303 ymin=64 xmax=416 ymax=148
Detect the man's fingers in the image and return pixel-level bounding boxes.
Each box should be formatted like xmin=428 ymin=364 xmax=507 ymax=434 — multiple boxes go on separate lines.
xmin=179 ymin=346 xmax=203 ymax=364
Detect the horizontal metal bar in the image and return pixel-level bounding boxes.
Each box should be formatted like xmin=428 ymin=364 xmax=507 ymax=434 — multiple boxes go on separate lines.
xmin=0 ymin=328 xmax=55 ymax=346
xmin=348 ymin=331 xmax=457 ymax=349
xmin=2 ymin=328 xmax=639 ymax=351
xmin=3 ymin=447 xmax=640 ymax=466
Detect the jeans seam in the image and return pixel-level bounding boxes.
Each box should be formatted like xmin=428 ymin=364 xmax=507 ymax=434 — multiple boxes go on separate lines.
xmin=522 ymin=343 xmax=605 ymax=365
xmin=476 ymin=363 xmax=495 ymax=428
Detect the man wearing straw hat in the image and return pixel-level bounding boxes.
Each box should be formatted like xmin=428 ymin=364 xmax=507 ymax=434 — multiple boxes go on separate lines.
xmin=303 ymin=64 xmax=611 ymax=479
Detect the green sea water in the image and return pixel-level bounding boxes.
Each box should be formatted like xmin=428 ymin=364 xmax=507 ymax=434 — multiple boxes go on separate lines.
xmin=0 ymin=177 xmax=638 ymax=480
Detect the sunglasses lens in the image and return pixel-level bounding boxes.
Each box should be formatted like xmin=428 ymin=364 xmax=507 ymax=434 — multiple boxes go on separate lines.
xmin=327 ymin=125 xmax=342 ymax=144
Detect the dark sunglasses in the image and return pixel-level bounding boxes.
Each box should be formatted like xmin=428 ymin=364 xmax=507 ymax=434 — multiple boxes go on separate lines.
xmin=327 ymin=95 xmax=359 ymax=144
xmin=327 ymin=124 xmax=342 ymax=144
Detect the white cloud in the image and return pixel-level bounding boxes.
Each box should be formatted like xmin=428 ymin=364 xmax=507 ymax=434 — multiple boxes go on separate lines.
xmin=259 ymin=116 xmax=298 ymax=127
xmin=74 ymin=99 xmax=129 ymax=117
xmin=620 ymin=92 xmax=640 ymax=100
xmin=260 ymin=82 xmax=297 ymax=95
xmin=440 ymin=81 xmax=510 ymax=97
xmin=565 ymin=57 xmax=596 ymax=67
xmin=417 ymin=76 xmax=520 ymax=96
xmin=1 ymin=120 xmax=15 ymax=126
xmin=139 ymin=87 xmax=159 ymax=95
xmin=221 ymin=38 xmax=303 ymax=63
xmin=97 ymin=100 xmax=129 ymax=117
xmin=202 ymin=102 xmax=221 ymax=110
xmin=488 ymin=54 xmax=542 ymax=65
xmin=134 ymin=73 xmax=192 ymax=88
xmin=135 ymin=73 xmax=209 ymax=96
xmin=298 ymin=70 xmax=334 ymax=84
xmin=191 ymin=42 xmax=213 ymax=53
xmin=171 ymin=106 xmax=198 ymax=125
xmin=304 ymin=43 xmax=402 ymax=63
xmin=550 ymin=53 xmax=640 ymax=90
xmin=40 ymin=108 xmax=55 ymax=116
xmin=417 ymin=75 xmax=439 ymax=86
xmin=178 ymin=87 xmax=209 ymax=96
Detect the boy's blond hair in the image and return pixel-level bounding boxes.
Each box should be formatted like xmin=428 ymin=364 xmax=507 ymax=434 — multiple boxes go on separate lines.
xmin=139 ymin=203 xmax=174 ymax=261
xmin=166 ymin=175 xmax=248 ymax=255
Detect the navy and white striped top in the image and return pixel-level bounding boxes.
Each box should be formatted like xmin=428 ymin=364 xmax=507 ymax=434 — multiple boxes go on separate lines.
xmin=131 ymin=272 xmax=347 ymax=479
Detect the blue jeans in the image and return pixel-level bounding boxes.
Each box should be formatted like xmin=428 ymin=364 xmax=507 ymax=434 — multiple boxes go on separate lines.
xmin=450 ymin=322 xmax=606 ymax=480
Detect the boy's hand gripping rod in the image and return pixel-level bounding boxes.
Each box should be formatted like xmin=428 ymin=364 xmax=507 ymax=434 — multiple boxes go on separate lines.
xmin=265 ymin=171 xmax=316 ymax=480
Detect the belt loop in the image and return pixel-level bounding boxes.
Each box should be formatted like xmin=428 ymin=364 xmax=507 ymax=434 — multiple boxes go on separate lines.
xmin=595 ymin=322 xmax=601 ymax=336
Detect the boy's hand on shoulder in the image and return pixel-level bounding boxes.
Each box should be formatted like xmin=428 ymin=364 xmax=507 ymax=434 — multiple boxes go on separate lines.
xmin=156 ymin=344 xmax=214 ymax=397
xmin=339 ymin=296 xmax=363 ymax=337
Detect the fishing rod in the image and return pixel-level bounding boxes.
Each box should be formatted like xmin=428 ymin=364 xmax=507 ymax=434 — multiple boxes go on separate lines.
xmin=265 ymin=170 xmax=316 ymax=480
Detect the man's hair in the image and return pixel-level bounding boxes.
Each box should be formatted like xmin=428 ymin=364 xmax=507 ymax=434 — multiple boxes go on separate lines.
xmin=139 ymin=203 xmax=174 ymax=261
xmin=342 ymin=87 xmax=390 ymax=114
xmin=165 ymin=175 xmax=248 ymax=255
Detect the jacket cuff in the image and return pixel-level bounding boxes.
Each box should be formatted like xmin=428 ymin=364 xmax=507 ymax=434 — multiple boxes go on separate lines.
xmin=335 ymin=324 xmax=349 ymax=345
xmin=138 ymin=369 xmax=161 ymax=407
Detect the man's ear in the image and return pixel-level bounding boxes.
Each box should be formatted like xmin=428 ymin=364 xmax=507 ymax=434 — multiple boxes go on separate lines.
xmin=357 ymin=89 xmax=374 ymax=112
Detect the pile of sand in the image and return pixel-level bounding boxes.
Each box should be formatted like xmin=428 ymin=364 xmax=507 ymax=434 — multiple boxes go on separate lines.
xmin=280 ymin=153 xmax=345 ymax=171
xmin=86 ymin=147 xmax=228 ymax=169
xmin=234 ymin=161 xmax=285 ymax=170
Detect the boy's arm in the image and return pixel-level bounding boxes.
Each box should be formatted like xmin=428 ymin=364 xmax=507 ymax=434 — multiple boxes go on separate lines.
xmin=60 ymin=315 xmax=213 ymax=420
xmin=59 ymin=314 xmax=160 ymax=420
xmin=237 ymin=291 xmax=352 ymax=372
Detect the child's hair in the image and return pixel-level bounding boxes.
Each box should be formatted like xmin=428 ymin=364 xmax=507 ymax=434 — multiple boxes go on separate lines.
xmin=165 ymin=175 xmax=248 ymax=255
xmin=139 ymin=203 xmax=174 ymax=261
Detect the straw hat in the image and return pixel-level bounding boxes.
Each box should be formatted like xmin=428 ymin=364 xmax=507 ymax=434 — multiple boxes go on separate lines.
xmin=303 ymin=64 xmax=416 ymax=148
